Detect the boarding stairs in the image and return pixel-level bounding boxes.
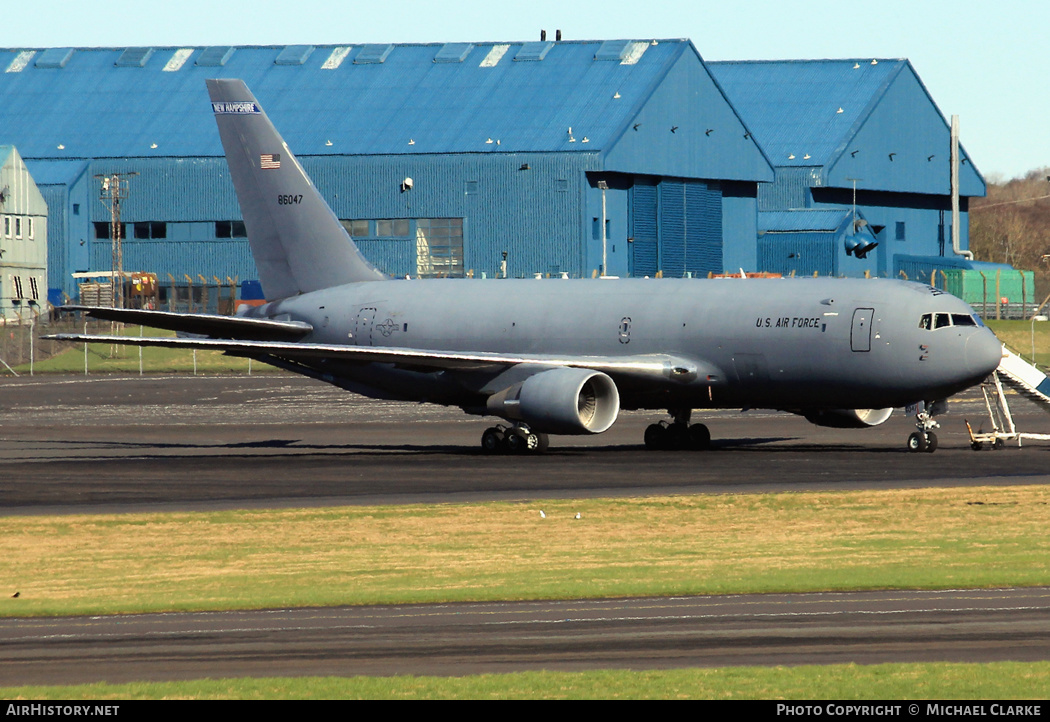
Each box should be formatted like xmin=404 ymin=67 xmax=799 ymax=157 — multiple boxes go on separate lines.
xmin=966 ymin=346 xmax=1050 ymax=449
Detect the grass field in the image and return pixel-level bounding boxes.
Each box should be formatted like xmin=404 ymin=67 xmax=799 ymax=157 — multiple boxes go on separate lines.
xmin=986 ymin=319 xmax=1050 ymax=367
xmin=3 ymin=487 xmax=1048 ymax=617
xmin=8 ymin=326 xmax=280 ymax=375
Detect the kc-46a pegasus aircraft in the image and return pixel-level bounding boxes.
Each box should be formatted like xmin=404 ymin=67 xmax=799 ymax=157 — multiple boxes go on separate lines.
xmin=47 ymin=79 xmax=1004 ymax=454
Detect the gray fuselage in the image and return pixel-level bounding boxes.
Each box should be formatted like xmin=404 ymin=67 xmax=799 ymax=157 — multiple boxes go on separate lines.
xmin=247 ymin=275 xmax=1002 ymax=414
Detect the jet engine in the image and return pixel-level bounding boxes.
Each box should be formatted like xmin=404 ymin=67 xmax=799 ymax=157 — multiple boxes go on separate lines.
xmin=802 ymin=408 xmax=894 ymax=429
xmin=486 ymin=367 xmax=620 ymax=435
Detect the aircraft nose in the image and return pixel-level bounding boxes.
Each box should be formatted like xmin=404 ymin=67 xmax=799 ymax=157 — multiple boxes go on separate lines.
xmin=966 ymin=329 xmax=1003 ymax=378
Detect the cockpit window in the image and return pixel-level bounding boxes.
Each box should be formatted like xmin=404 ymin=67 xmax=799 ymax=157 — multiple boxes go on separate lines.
xmin=920 ymin=312 xmax=980 ymax=330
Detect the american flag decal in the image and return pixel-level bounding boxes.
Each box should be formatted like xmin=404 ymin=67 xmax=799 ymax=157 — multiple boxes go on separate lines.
xmin=260 ymin=153 xmax=281 ymax=169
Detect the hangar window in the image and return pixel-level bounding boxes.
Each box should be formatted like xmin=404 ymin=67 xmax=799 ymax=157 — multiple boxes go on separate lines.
xmin=94 ymin=222 xmax=126 ymax=240
xmin=340 ymin=220 xmax=370 ymax=237
xmin=3 ymin=216 xmax=9 ymax=237
xmin=134 ymin=222 xmax=167 ymax=239
xmin=14 ymin=217 xmax=21 ymax=239
xmin=343 ymin=217 xmax=465 ymax=278
xmin=215 ymin=221 xmax=247 ymax=238
xmin=376 ymin=219 xmax=411 ymax=237
xmin=415 ymin=218 xmax=464 ymax=278
xmin=895 ymin=222 xmax=906 ymax=241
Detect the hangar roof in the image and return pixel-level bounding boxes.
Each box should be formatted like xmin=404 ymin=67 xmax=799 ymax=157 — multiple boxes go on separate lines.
xmin=709 ymin=59 xmax=906 ymax=168
xmin=0 ymin=40 xmax=717 ymax=161
xmin=709 ymin=59 xmax=985 ymax=196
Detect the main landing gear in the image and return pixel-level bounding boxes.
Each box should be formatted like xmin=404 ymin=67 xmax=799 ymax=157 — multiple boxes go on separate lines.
xmin=481 ymin=424 xmax=549 ymax=455
xmin=644 ymin=409 xmax=711 ymax=451
xmin=906 ymin=401 xmax=943 ymax=453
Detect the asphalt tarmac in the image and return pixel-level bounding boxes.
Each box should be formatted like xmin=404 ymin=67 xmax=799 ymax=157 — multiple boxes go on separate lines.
xmin=3 ymin=374 xmax=1050 ymax=513
xmin=2 ymin=374 xmax=1049 ymax=685
xmin=3 ymin=588 xmax=1049 ymax=685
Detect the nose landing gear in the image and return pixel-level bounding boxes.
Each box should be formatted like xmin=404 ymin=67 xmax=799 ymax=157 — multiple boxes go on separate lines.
xmin=907 ymin=400 xmax=943 ymax=453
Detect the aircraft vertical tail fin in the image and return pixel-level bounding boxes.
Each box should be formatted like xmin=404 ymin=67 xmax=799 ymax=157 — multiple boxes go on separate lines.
xmin=207 ymin=79 xmax=386 ymax=300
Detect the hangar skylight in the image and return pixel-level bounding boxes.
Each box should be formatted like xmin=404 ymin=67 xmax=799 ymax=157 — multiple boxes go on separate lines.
xmin=5 ymin=51 xmax=34 ymax=73
xmin=116 ymin=48 xmax=154 ymax=68
xmin=163 ymin=49 xmax=194 ymax=72
xmin=275 ymin=45 xmax=314 ymax=66
xmin=322 ymin=47 xmax=352 ymax=69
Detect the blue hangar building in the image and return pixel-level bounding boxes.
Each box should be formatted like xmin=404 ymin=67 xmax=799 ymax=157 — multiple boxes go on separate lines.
xmin=0 ymin=39 xmax=986 ymax=303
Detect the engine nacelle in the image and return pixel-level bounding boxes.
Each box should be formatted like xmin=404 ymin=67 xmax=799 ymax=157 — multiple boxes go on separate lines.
xmin=803 ymin=408 xmax=894 ymax=429
xmin=486 ymin=367 xmax=620 ymax=435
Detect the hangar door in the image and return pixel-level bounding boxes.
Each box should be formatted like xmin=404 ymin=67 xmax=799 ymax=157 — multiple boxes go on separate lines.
xmin=630 ymin=179 xmax=722 ymax=278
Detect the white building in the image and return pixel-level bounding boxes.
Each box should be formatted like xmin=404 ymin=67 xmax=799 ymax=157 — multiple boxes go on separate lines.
xmin=0 ymin=146 xmax=47 ymax=322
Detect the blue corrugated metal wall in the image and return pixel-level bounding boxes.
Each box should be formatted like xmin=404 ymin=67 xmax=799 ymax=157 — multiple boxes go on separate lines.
xmin=628 ymin=178 xmax=722 ymax=277
xmin=37 ymin=185 xmax=66 ymax=294
xmin=629 ymin=182 xmax=658 ymax=276
xmin=685 ymin=181 xmax=722 ymax=275
xmin=306 ymin=152 xmax=599 ymax=278
xmin=64 ymin=151 xmax=600 ymax=288
xmin=758 ymin=232 xmax=835 ymax=276
xmin=757 ymin=167 xmax=819 ymax=211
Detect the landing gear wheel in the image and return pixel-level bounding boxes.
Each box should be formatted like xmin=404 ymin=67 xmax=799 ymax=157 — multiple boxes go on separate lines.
xmin=923 ymin=431 xmax=938 ymax=453
xmin=644 ymin=423 xmax=666 ymax=450
xmin=501 ymin=427 xmax=549 ymax=454
xmin=665 ymin=423 xmax=688 ymax=450
xmin=504 ymin=430 xmax=527 ymax=454
xmin=481 ymin=427 xmax=505 ymax=453
xmin=907 ymin=431 xmax=928 ymax=453
xmin=688 ymin=423 xmax=711 ymax=451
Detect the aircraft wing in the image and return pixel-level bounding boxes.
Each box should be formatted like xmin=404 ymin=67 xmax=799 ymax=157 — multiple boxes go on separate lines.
xmin=58 ymin=305 xmax=313 ymax=341
xmin=42 ymin=332 xmax=720 ymax=386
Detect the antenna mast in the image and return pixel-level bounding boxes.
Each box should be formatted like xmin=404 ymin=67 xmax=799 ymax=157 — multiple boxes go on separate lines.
xmin=95 ymin=172 xmax=138 ymax=308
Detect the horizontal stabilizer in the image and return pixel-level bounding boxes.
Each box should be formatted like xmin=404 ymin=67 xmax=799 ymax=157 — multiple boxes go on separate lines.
xmin=42 ymin=332 xmax=720 ymax=386
xmin=58 ymin=305 xmax=312 ymax=341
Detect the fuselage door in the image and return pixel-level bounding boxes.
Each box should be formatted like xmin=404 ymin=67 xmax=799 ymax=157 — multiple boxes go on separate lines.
xmin=355 ymin=307 xmax=377 ymax=346
xmin=851 ymin=308 xmax=874 ymax=352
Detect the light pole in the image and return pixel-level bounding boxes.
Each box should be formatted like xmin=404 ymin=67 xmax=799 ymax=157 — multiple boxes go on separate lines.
xmin=597 ymin=180 xmax=608 ymax=277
